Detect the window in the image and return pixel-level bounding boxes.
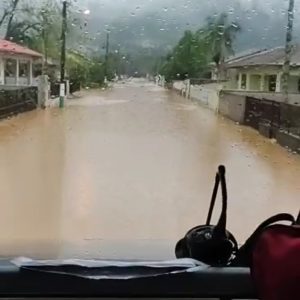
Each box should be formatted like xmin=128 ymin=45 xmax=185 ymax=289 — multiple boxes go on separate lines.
xmin=268 ymin=75 xmax=277 ymax=92
xmin=241 ymin=74 xmax=247 ymax=89
xmin=19 ymin=60 xmax=30 ymax=77
xmin=4 ymin=58 xmax=16 ymax=77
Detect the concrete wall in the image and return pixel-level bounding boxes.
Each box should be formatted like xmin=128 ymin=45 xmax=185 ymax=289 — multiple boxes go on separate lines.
xmin=219 ymin=92 xmax=246 ymax=123
xmin=0 ymin=85 xmax=26 ymax=91
xmin=19 ymin=77 xmax=30 ymax=86
xmin=173 ymin=80 xmax=186 ymax=94
xmin=190 ymin=83 xmax=222 ymax=112
xmin=224 ymin=90 xmax=300 ymax=106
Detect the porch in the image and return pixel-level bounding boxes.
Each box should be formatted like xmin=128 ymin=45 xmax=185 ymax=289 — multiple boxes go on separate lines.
xmin=225 ymin=66 xmax=300 ymax=94
xmin=0 ymin=56 xmax=40 ymax=87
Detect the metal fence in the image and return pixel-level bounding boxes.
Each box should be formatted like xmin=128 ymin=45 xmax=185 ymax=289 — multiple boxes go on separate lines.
xmin=280 ymin=103 xmax=300 ymax=136
xmin=245 ymin=96 xmax=300 ymax=141
xmin=0 ymin=87 xmax=38 ymax=119
xmin=50 ymin=81 xmax=81 ymax=97
xmin=245 ymin=97 xmax=280 ymax=130
xmin=244 ymin=97 xmax=300 ymax=154
xmin=50 ymin=82 xmax=60 ymax=97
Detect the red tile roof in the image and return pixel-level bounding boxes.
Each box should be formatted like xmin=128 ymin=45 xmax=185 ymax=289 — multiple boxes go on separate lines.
xmin=0 ymin=39 xmax=42 ymax=58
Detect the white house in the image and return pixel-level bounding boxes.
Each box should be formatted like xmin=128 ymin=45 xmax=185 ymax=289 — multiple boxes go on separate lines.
xmin=224 ymin=45 xmax=300 ymax=94
xmin=0 ymin=39 xmax=43 ymax=87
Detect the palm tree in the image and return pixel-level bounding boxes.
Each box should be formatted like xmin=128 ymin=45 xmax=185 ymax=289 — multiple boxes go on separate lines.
xmin=201 ymin=13 xmax=240 ymax=80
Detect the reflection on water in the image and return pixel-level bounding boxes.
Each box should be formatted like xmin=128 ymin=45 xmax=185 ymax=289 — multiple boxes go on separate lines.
xmin=0 ymin=80 xmax=298 ymax=260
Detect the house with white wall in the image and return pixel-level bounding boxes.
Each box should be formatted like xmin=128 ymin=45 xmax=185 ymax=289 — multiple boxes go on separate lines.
xmin=224 ymin=45 xmax=300 ymax=94
xmin=0 ymin=39 xmax=42 ymax=88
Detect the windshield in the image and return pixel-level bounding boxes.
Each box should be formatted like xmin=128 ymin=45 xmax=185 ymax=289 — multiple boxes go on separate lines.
xmin=0 ymin=0 xmax=299 ymax=262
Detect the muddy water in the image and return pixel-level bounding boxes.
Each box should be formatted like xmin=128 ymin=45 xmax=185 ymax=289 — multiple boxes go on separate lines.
xmin=0 ymin=79 xmax=298 ymax=260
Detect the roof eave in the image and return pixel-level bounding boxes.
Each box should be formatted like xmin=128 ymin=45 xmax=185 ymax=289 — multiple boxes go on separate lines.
xmin=0 ymin=51 xmax=43 ymax=58
xmin=226 ymin=63 xmax=289 ymax=69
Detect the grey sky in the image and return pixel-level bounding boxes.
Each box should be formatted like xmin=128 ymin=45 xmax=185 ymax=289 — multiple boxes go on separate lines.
xmin=75 ymin=0 xmax=299 ymax=53
xmin=1 ymin=0 xmax=299 ymax=54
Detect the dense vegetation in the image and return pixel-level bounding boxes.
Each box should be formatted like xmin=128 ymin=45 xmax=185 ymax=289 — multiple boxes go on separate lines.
xmin=159 ymin=13 xmax=240 ymax=81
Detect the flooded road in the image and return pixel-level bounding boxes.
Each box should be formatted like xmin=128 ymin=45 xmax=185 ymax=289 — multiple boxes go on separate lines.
xmin=0 ymin=79 xmax=299 ymax=260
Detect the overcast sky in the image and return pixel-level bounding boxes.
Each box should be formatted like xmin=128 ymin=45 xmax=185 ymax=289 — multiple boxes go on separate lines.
xmin=2 ymin=0 xmax=299 ymax=53
xmin=76 ymin=0 xmax=300 ymax=37
xmin=78 ymin=0 xmax=296 ymax=18
xmin=72 ymin=0 xmax=300 ymax=52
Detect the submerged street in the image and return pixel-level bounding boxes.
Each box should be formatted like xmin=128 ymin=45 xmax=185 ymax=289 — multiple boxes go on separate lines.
xmin=0 ymin=79 xmax=298 ymax=260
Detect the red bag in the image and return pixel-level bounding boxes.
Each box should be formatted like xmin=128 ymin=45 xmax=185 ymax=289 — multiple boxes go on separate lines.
xmin=251 ymin=212 xmax=300 ymax=300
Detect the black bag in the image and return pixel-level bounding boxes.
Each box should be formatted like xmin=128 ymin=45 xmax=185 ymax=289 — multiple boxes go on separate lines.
xmin=175 ymin=165 xmax=238 ymax=266
xmin=231 ymin=213 xmax=297 ymax=267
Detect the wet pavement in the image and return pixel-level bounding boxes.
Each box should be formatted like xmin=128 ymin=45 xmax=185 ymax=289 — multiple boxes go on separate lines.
xmin=0 ymin=79 xmax=298 ymax=260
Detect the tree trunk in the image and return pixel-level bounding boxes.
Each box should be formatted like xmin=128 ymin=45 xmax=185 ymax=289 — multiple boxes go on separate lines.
xmin=4 ymin=0 xmax=20 ymax=40
xmin=217 ymin=55 xmax=226 ymax=81
xmin=0 ymin=11 xmax=9 ymax=28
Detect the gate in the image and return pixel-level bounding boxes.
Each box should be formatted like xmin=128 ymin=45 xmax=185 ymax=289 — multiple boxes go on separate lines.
xmin=50 ymin=82 xmax=60 ymax=97
xmin=245 ymin=97 xmax=261 ymax=129
xmin=245 ymin=97 xmax=280 ymax=130
xmin=70 ymin=80 xmax=80 ymax=94
xmin=50 ymin=81 xmax=81 ymax=97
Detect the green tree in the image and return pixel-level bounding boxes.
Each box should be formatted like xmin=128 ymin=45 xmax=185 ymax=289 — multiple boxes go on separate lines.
xmin=3 ymin=0 xmax=61 ymax=61
xmin=201 ymin=13 xmax=240 ymax=79
xmin=67 ymin=51 xmax=106 ymax=88
xmin=160 ymin=13 xmax=240 ymax=82
xmin=160 ymin=30 xmax=209 ymax=81
xmin=0 ymin=0 xmax=21 ymax=35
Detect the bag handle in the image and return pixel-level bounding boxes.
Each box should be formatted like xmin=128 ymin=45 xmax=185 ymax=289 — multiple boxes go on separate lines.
xmin=255 ymin=213 xmax=295 ymax=232
xmin=296 ymin=210 xmax=300 ymax=225
xmin=205 ymin=166 xmax=227 ymax=236
xmin=244 ymin=213 xmax=295 ymax=245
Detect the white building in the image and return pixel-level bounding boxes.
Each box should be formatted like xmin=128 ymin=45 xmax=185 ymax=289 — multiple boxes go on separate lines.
xmin=0 ymin=39 xmax=43 ymax=88
xmin=224 ymin=45 xmax=300 ymax=94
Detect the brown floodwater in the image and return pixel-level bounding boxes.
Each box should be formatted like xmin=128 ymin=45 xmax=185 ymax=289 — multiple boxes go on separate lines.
xmin=0 ymin=79 xmax=298 ymax=260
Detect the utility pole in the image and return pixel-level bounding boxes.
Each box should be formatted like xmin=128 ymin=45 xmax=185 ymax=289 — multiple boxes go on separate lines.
xmin=282 ymin=0 xmax=295 ymax=103
xmin=104 ymin=32 xmax=110 ymax=80
xmin=60 ymin=0 xmax=67 ymax=108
